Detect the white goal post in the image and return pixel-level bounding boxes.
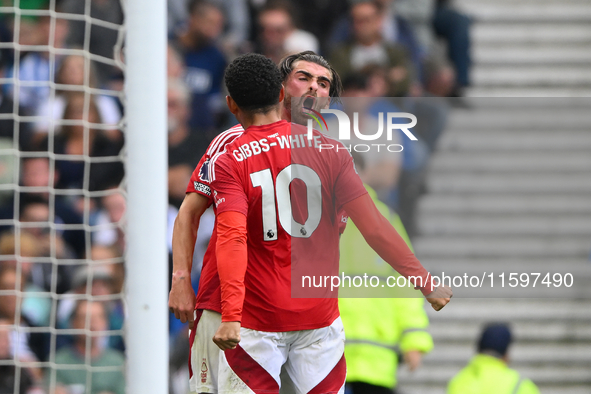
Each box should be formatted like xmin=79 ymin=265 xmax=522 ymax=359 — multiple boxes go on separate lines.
xmin=124 ymin=0 xmax=169 ymax=393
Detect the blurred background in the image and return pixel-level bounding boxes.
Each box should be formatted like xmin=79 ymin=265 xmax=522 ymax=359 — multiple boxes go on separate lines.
xmin=0 ymin=0 xmax=590 ymax=393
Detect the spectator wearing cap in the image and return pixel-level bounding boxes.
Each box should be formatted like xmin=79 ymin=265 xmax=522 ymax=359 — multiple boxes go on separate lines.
xmin=447 ymin=323 xmax=540 ymax=394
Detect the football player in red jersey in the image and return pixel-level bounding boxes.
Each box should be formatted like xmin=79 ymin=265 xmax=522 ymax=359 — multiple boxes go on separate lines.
xmin=169 ymin=51 xmax=345 ymax=393
xmin=209 ymin=53 xmax=451 ymax=393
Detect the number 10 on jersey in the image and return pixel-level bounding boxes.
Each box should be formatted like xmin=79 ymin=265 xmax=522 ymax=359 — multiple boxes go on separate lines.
xmin=250 ymin=164 xmax=322 ymax=241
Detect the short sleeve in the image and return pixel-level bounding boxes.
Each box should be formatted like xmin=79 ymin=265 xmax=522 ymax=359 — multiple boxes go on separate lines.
xmin=186 ymin=154 xmax=214 ymax=205
xmin=333 ymin=149 xmax=368 ymax=209
xmin=210 ymin=155 xmax=248 ymax=216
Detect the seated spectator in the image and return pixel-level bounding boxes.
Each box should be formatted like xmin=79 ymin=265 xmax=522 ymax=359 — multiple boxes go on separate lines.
xmin=89 ymin=245 xmax=125 ymax=295
xmin=339 ymin=73 xmax=403 ymax=200
xmin=51 ymin=300 xmax=125 ymax=394
xmin=20 ymin=157 xmax=85 ymax=256
xmin=329 ymin=0 xmax=423 ymax=87
xmin=282 ymin=0 xmax=348 ymax=50
xmin=38 ymin=93 xmax=124 ymax=192
xmin=34 ymin=54 xmax=122 ymax=141
xmin=433 ymin=0 xmax=472 ymax=95
xmin=62 ymin=0 xmax=124 ymax=86
xmin=56 ymin=265 xmax=124 ymax=352
xmin=92 ymin=189 xmax=126 ymax=252
xmin=392 ymin=0 xmax=435 ymax=55
xmin=328 ymin=0 xmax=461 ymax=97
xmin=0 ymin=266 xmax=49 ymax=368
xmin=0 ymin=91 xmax=33 ymax=150
xmin=174 ymin=0 xmax=227 ymax=132
xmin=167 ymin=45 xmax=186 ymax=80
xmin=0 ymin=232 xmax=51 ymax=327
xmin=0 ymin=156 xmax=86 ymax=258
xmin=256 ymin=1 xmax=319 ymax=64
xmin=168 ymin=0 xmax=251 ymax=57
xmin=0 ymin=318 xmax=37 ymax=394
xmin=17 ymin=195 xmax=77 ymax=293
xmin=3 ymin=7 xmax=69 ymax=115
xmin=329 ymin=0 xmax=413 ymax=96
xmin=167 ymin=78 xmax=207 ymax=208
xmin=0 ymin=13 xmax=15 ymax=75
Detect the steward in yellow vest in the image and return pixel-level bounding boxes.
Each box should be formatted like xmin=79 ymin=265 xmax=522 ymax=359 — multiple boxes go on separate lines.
xmin=339 ymin=184 xmax=433 ymax=393
xmin=448 ymin=323 xmax=540 ymax=394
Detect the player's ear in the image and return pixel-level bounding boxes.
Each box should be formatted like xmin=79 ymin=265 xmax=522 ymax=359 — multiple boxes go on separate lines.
xmin=226 ymin=95 xmax=239 ymax=115
xmin=278 ymin=85 xmax=285 ymax=103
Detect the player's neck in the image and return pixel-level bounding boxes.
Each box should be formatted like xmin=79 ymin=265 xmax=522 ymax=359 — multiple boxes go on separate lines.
xmin=240 ymin=110 xmax=282 ymax=130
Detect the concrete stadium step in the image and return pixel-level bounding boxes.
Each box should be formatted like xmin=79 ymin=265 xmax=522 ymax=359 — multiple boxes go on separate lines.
xmin=418 ymin=195 xmax=591 ymax=215
xmin=473 ymin=23 xmax=591 ymax=44
xmin=472 ymin=66 xmax=591 ymax=87
xmin=444 ymin=110 xmax=591 ymax=131
xmin=413 ymin=235 xmax=591 ymax=258
xmin=416 ymin=214 xmax=591 ymax=236
xmin=423 ymin=343 xmax=591 ymax=365
xmin=428 ymin=320 xmax=591 ymax=343
xmin=466 ymin=87 xmax=591 ymax=97
xmin=456 ymin=3 xmax=591 ymax=23
xmin=419 ymin=257 xmax=591 ymax=273
xmin=428 ymin=152 xmax=591 ymax=173
xmin=451 ymin=97 xmax=590 ymax=109
xmin=436 ymin=130 xmax=591 ymax=152
xmin=426 ymin=173 xmax=591 ymax=194
xmin=397 ymin=363 xmax=591 ymax=385
xmin=399 ymin=387 xmax=591 ymax=394
xmin=408 ymin=0 xmax=591 ymax=389
xmin=424 ymin=299 xmax=591 ymax=323
xmin=474 ymin=45 xmax=591 ymax=65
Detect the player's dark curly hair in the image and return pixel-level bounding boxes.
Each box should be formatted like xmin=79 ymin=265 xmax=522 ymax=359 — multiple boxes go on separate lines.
xmin=279 ymin=51 xmax=343 ymax=102
xmin=224 ymin=53 xmax=283 ymax=113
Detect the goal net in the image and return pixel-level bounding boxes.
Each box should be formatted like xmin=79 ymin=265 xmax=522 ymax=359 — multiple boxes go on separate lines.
xmin=0 ymin=1 xmax=130 ymax=393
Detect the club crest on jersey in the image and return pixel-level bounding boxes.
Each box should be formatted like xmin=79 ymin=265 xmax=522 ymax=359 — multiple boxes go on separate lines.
xmin=199 ymin=159 xmax=210 ymax=182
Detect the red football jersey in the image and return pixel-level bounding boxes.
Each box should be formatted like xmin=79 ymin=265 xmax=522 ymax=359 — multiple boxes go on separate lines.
xmin=185 ymin=125 xmax=244 ymax=313
xmin=210 ymin=120 xmax=368 ymax=331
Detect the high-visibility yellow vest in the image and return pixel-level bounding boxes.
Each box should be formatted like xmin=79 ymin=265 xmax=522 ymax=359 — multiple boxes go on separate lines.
xmin=339 ymin=185 xmax=433 ymax=389
xmin=447 ymin=354 xmax=540 ymax=394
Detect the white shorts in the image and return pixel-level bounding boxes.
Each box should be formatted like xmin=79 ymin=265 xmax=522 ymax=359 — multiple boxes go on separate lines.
xmin=188 ymin=310 xmax=298 ymax=394
xmin=218 ymin=317 xmax=346 ymax=394
xmin=189 ymin=309 xmax=223 ymax=393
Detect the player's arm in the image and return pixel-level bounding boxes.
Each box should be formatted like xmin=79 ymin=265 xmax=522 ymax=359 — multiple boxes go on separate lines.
xmin=212 ymin=210 xmax=247 ymax=350
xmin=343 ymin=193 xmax=452 ymax=310
xmin=208 ymin=156 xmax=249 ymax=350
xmin=168 ymin=192 xmax=209 ymax=326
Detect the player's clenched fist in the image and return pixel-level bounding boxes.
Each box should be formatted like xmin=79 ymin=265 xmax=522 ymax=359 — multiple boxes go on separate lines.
xmin=426 ymin=285 xmax=453 ymax=311
xmin=213 ymin=321 xmax=241 ymax=350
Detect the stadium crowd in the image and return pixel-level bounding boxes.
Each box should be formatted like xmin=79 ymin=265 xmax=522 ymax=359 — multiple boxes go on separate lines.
xmin=0 ymin=0 xmax=477 ymax=393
